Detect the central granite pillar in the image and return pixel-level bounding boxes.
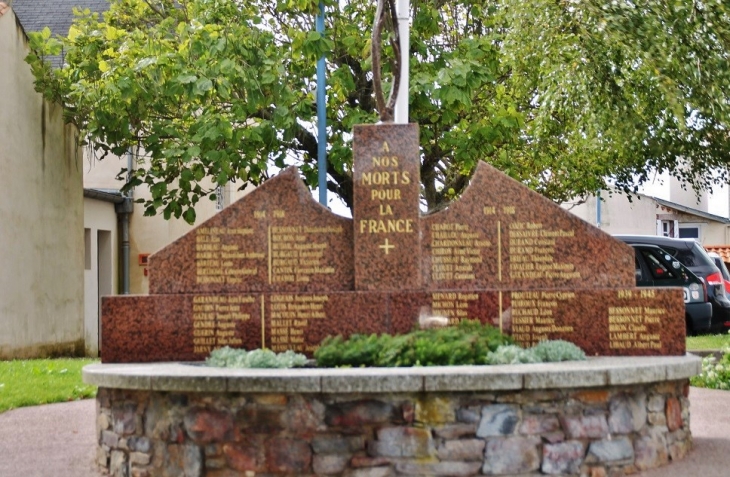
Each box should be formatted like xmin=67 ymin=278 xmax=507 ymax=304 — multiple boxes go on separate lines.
xmin=353 ymin=124 xmax=421 ymax=290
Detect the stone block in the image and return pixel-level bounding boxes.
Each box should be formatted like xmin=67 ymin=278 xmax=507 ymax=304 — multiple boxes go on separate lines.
xmin=436 ymin=439 xmax=485 ymax=461
xmin=313 ymin=454 xmax=350 ymax=475
xmin=184 ymin=406 xmax=236 ymax=443
xmin=128 ymin=436 xmax=151 ymax=453
xmin=204 ymin=457 xmax=226 ymax=470
xmin=476 ymin=404 xmax=519 ymax=437
xmin=130 ymin=452 xmax=151 ymax=466
xmin=350 ymin=456 xmax=391 ymax=468
xmin=648 ymin=411 xmax=667 ymax=427
xmin=265 ymin=437 xmax=312 ymax=473
xmin=395 ymin=461 xmax=482 ymax=476
xmin=130 ymin=468 xmax=150 ymax=477
xmin=587 ymin=467 xmax=607 ymax=477
xmin=236 ymin=405 xmax=284 ymax=433
xmin=587 ymin=437 xmax=634 ymax=463
xmin=571 ymin=390 xmax=609 ymax=404
xmin=312 ymin=435 xmax=366 ymax=454
xmin=560 ymin=414 xmax=609 ymax=439
xmin=325 ymin=400 xmax=396 ymax=427
xmin=369 ymin=427 xmax=435 ymax=458
xmin=101 ymin=430 xmax=119 ymax=448
xmin=344 ymin=467 xmax=395 ymax=477
xmin=634 ymin=434 xmax=669 ymax=470
xmin=415 ymin=396 xmax=456 ymax=424
xmin=542 ymin=440 xmax=586 ymax=474
xmin=608 ymin=393 xmax=647 ymax=434
xmin=165 ymin=444 xmax=202 ymax=477
xmin=402 ymin=401 xmax=415 ymax=424
xmin=519 ymin=414 xmax=561 ymax=435
xmin=112 ymin=402 xmax=139 ymax=436
xmin=96 ymin=446 xmax=110 ymax=468
xmin=482 ymin=436 xmax=541 ymax=475
xmin=668 ymin=439 xmax=691 ymax=461
xmin=456 ymin=407 xmax=481 ymax=424
xmin=648 ymin=394 xmax=665 ymax=413
xmin=284 ymin=395 xmax=325 ymax=432
xmin=97 ymin=412 xmax=111 ymax=431
xmin=223 ymin=441 xmax=258 ymax=472
xmin=433 ymin=423 xmax=477 ymax=439
xmin=666 ymin=397 xmax=683 ymax=432
xmin=110 ymin=450 xmax=127 ymax=477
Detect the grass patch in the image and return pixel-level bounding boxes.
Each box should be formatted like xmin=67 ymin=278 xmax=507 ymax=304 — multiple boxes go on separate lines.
xmin=687 ymin=334 xmax=729 ymax=350
xmin=0 ymin=358 xmax=98 ymax=413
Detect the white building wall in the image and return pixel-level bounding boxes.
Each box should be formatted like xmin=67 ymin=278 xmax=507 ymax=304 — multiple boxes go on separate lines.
xmin=0 ymin=10 xmax=85 ymax=358
xmin=84 ymin=152 xmax=252 ymax=294
xmin=83 ymin=197 xmax=118 ymax=356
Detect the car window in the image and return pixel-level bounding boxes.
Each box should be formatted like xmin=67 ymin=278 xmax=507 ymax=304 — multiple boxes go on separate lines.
xmin=640 ymin=249 xmax=678 ymax=280
xmin=711 ymin=256 xmax=730 ymax=281
xmin=634 ymin=256 xmax=644 ymax=281
xmin=675 ymin=249 xmax=699 ymax=267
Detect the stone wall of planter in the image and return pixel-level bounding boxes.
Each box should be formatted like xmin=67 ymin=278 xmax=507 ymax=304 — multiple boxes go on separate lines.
xmin=96 ymin=379 xmax=691 ymax=477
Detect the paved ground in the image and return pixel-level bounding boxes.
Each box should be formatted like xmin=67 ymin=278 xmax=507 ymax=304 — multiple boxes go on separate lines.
xmin=0 ymin=387 xmax=728 ymax=476
xmin=0 ymin=399 xmax=100 ymax=477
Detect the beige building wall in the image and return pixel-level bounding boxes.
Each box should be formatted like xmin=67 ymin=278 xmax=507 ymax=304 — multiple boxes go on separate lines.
xmin=83 ymin=197 xmax=118 ymax=356
xmin=564 ymin=194 xmax=659 ymax=236
xmin=0 ymin=9 xmax=85 ymax=358
xmin=84 ymin=152 xmax=252 ymax=294
xmin=669 ymin=172 xmax=710 ymax=213
xmin=566 ymin=193 xmax=730 ymax=246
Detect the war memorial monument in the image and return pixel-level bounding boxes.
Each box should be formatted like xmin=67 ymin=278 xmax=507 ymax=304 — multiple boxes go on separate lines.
xmin=84 ymin=2 xmax=701 ymax=474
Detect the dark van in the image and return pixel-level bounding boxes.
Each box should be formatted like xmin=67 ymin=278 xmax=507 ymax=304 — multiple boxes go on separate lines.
xmin=627 ymin=242 xmax=712 ymax=334
xmin=615 ymin=235 xmax=730 ymax=333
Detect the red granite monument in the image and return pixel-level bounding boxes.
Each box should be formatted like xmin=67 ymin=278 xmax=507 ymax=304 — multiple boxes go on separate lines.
xmin=100 ymin=120 xmax=686 ymax=363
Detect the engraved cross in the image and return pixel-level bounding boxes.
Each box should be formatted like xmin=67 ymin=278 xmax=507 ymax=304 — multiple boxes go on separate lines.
xmin=379 ymin=238 xmax=395 ymax=255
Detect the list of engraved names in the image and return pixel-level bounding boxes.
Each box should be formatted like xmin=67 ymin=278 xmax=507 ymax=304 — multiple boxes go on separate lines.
xmin=192 ymin=296 xmax=253 ymax=354
xmin=270 ymin=295 xmax=328 ymax=353
xmin=507 ymin=221 xmax=580 ymax=281
xmin=609 ymin=290 xmax=663 ymax=350
xmin=269 ymin=226 xmax=341 ymax=283
xmin=430 ymin=223 xmax=491 ymax=281
xmin=195 ymin=227 xmax=260 ymax=284
xmin=510 ymin=291 xmax=576 ymax=346
xmin=431 ymin=292 xmax=480 ymax=325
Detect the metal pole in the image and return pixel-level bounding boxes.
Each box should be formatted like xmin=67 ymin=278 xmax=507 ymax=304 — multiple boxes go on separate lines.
xmin=316 ymin=2 xmax=327 ymax=205
xmin=394 ymin=0 xmax=409 ymax=124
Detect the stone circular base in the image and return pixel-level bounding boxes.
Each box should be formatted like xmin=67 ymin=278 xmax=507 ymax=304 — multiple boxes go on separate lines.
xmin=84 ymin=355 xmax=700 ymax=477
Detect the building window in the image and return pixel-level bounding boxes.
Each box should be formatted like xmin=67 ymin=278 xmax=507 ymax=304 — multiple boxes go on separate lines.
xmin=215 ymin=185 xmax=226 ymax=211
xmin=657 ymin=219 xmax=678 ymax=238
xmin=679 ymin=226 xmax=700 ymax=239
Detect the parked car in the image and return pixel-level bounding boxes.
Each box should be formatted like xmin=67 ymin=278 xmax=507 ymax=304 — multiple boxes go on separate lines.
xmin=708 ymin=251 xmax=730 ymax=295
xmin=615 ymin=235 xmax=730 ymax=333
xmin=627 ymin=243 xmax=712 ymax=334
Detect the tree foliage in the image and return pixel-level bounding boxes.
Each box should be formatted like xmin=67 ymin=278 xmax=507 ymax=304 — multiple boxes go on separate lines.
xmin=26 ymin=0 xmax=730 ymax=222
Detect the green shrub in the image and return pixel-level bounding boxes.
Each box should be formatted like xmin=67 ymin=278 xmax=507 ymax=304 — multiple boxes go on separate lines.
xmin=314 ymin=320 xmax=513 ymax=367
xmin=484 ymin=340 xmax=587 ymax=365
xmin=484 ymin=345 xmax=540 ymax=364
xmin=206 ymin=347 xmax=308 ymax=369
xmin=531 ymin=339 xmax=586 ymax=362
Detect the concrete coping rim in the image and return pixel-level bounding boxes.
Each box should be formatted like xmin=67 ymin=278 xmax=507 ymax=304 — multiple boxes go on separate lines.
xmin=83 ymin=354 xmax=702 ymax=394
